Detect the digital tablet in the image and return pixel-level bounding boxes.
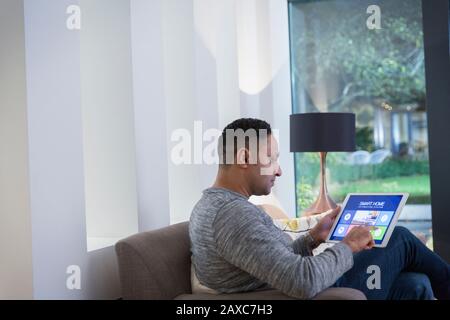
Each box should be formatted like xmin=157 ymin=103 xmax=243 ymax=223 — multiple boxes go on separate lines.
xmin=326 ymin=193 xmax=409 ymax=248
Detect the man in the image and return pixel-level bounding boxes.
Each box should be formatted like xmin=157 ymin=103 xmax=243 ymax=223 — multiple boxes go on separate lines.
xmin=189 ymin=118 xmax=449 ymax=299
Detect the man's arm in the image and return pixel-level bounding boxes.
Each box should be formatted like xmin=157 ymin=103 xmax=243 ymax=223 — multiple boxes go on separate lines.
xmin=213 ymin=202 xmax=354 ymax=299
xmin=291 ymin=207 xmax=342 ymax=256
xmin=291 ymin=232 xmax=319 ymax=256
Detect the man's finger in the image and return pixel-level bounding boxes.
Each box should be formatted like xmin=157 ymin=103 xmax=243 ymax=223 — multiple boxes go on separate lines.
xmin=365 ymin=239 xmax=375 ymax=250
xmin=329 ymin=206 xmax=341 ymax=217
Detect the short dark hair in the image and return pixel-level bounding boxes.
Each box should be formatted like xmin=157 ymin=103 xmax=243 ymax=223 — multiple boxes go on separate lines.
xmin=218 ymin=118 xmax=272 ymax=166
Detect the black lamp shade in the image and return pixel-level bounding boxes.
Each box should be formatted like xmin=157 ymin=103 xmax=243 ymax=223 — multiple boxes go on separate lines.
xmin=290 ymin=113 xmax=356 ymax=152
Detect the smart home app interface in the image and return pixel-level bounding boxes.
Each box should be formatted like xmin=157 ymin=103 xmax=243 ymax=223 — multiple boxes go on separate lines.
xmin=330 ymin=195 xmax=403 ymax=244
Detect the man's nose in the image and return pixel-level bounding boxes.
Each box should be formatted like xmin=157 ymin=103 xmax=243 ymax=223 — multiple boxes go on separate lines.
xmin=275 ymin=165 xmax=282 ymax=177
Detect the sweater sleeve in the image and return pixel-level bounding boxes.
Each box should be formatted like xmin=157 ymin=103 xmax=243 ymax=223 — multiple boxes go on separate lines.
xmin=212 ymin=201 xmax=354 ymax=299
xmin=291 ymin=231 xmax=318 ymax=256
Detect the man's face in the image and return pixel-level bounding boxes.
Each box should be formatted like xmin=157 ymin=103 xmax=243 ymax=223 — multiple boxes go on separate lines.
xmin=249 ymin=135 xmax=282 ymax=196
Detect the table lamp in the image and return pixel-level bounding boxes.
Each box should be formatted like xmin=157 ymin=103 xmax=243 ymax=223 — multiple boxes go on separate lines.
xmin=290 ymin=113 xmax=356 ymax=216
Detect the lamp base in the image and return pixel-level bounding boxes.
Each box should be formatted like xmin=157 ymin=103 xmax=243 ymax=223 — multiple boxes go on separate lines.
xmin=302 ymin=152 xmax=337 ymax=216
xmin=302 ymin=193 xmax=337 ymax=216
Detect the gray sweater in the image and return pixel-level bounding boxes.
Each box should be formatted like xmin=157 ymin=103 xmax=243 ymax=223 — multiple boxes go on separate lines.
xmin=189 ymin=187 xmax=354 ymax=299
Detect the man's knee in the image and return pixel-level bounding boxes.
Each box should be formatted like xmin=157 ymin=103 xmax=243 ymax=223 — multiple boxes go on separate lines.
xmin=391 ymin=226 xmax=412 ymax=240
xmin=390 ymin=272 xmax=434 ymax=300
xmin=407 ymin=273 xmax=434 ymax=299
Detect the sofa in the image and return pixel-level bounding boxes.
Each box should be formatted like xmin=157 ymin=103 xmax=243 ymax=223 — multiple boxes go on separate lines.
xmin=115 ymin=221 xmax=366 ymax=300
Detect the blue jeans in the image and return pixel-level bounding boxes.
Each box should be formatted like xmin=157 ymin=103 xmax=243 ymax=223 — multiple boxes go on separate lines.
xmin=333 ymin=226 xmax=450 ymax=300
xmin=386 ymin=272 xmax=433 ymax=300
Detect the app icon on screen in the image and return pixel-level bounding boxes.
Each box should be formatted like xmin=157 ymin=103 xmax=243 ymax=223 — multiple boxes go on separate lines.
xmin=340 ymin=210 xmax=355 ymax=224
xmin=352 ymin=210 xmax=380 ymax=225
xmin=375 ymin=211 xmax=394 ymax=226
xmin=333 ymin=224 xmax=349 ymax=237
xmin=370 ymin=226 xmax=387 ymax=240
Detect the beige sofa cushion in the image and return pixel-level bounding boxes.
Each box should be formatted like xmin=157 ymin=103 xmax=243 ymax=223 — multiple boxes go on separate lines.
xmin=191 ymin=263 xmax=220 ymax=294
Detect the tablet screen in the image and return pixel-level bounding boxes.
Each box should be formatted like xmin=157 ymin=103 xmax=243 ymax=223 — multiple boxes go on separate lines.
xmin=329 ymin=195 xmax=404 ymax=245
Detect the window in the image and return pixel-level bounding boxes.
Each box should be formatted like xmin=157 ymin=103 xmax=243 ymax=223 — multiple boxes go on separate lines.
xmin=288 ymin=0 xmax=433 ymax=248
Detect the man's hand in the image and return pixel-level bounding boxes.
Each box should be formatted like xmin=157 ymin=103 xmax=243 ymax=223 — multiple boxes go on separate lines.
xmin=342 ymin=226 xmax=375 ymax=253
xmin=309 ymin=206 xmax=341 ymax=245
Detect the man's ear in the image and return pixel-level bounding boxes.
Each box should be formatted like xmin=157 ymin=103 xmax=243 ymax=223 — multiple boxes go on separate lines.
xmin=236 ymin=148 xmax=249 ymax=167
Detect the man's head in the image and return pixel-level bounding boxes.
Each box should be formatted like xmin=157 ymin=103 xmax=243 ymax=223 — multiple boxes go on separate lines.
xmin=217 ymin=118 xmax=282 ymax=196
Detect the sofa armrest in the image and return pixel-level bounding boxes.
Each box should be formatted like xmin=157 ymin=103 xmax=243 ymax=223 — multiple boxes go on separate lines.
xmin=115 ymin=222 xmax=191 ymax=300
xmin=115 ymin=241 xmax=159 ymax=299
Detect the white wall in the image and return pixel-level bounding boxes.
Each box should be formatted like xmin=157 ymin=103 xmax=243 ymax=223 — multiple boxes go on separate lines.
xmin=164 ymin=0 xmax=296 ymax=219
xmin=0 ymin=0 xmax=295 ymax=299
xmin=267 ymin=0 xmax=296 ymax=217
xmin=0 ymin=0 xmax=33 ymax=299
xmin=162 ymin=0 xmax=205 ymax=224
xmin=147 ymin=0 xmax=296 ymax=222
xmin=24 ymin=0 xmax=120 ymax=299
xmin=130 ymin=0 xmax=171 ymax=232
xmin=80 ymin=0 xmax=139 ymax=250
